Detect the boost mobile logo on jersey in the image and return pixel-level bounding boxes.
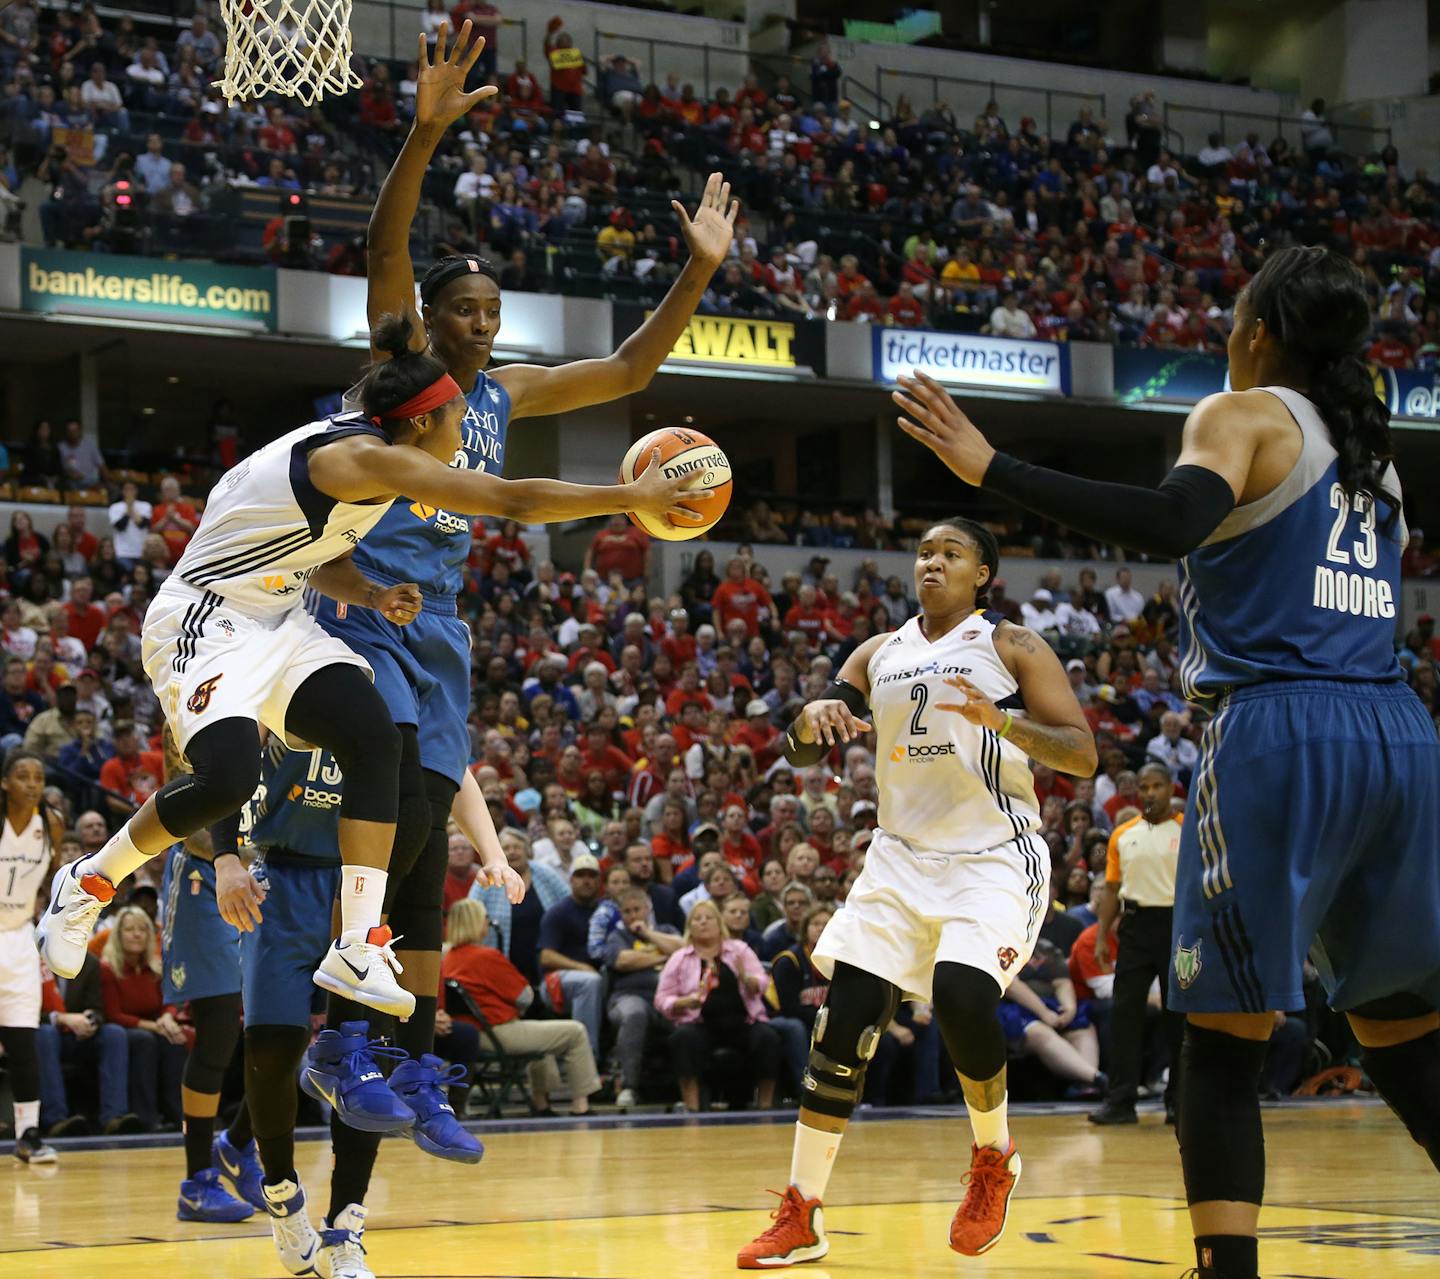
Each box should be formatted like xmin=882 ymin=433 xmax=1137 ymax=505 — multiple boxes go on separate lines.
xmin=288 ymin=783 xmax=343 ymax=810
xmin=890 ymin=742 xmax=957 ymax=762
xmin=409 ymin=501 xmax=470 ymax=535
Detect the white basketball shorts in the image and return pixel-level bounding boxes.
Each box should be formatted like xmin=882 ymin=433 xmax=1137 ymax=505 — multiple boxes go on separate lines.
xmin=143 ymin=579 xmax=372 ymax=753
xmin=0 ymin=922 xmax=41 ymax=1027
xmin=812 ymin=826 xmax=1050 ymax=1001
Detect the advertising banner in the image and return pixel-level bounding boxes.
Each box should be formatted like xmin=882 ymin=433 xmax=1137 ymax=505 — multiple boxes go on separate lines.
xmin=873 ymin=328 xmax=1069 ymax=394
xmin=1113 ymin=347 xmax=1227 ymax=406
xmin=614 ymin=307 xmax=827 ymax=375
xmin=21 ymin=248 xmax=277 ymax=331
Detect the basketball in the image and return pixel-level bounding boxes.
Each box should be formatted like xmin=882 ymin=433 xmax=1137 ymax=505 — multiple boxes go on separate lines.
xmin=619 ymin=426 xmax=733 ymax=541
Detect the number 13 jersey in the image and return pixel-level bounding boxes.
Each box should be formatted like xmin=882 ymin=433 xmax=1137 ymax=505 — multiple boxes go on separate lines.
xmin=867 ymin=611 xmax=1041 ymax=855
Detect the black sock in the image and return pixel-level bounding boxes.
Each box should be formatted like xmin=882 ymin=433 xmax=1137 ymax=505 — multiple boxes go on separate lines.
xmin=1195 ymin=1234 xmax=1258 ymax=1279
xmin=396 ymin=994 xmax=437 ymax=1060
xmin=1361 ymin=1029 xmax=1440 ymax=1171
xmin=243 ymin=1024 xmax=310 ymax=1189
xmin=227 ymin=1097 xmax=253 ymax=1148
xmin=183 ymin=1110 xmax=217 ymax=1178
xmin=327 ymin=1111 xmax=381 ymax=1223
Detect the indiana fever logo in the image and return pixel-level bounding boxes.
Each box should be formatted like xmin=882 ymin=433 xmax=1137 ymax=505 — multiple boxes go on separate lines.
xmin=996 ymin=946 xmax=1019 ymax=972
xmin=186 ymin=675 xmax=224 ymax=715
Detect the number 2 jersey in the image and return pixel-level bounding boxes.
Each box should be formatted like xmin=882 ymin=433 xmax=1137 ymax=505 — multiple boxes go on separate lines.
xmin=1178 ymin=385 xmax=1407 ymax=703
xmin=868 ymin=610 xmax=1041 ymax=855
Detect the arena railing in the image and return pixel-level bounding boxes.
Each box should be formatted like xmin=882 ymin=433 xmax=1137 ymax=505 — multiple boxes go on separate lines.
xmin=1160 ymin=102 xmax=1393 ymax=161
xmin=874 ymin=66 xmax=1105 ymax=144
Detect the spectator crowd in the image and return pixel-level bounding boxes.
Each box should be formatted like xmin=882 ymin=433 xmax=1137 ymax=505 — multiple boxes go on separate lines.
xmin=0 ymin=4 xmax=1434 ymax=363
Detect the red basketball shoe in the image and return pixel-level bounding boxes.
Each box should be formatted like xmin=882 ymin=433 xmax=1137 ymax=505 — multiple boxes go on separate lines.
xmin=949 ymin=1140 xmax=1022 ymax=1256
xmin=736 ymin=1186 xmax=828 ymax=1269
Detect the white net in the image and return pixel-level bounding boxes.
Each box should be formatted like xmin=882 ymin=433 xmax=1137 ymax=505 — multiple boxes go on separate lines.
xmin=215 ymin=0 xmax=363 ymax=106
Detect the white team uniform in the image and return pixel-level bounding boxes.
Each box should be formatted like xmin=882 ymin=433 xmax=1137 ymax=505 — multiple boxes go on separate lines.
xmin=812 ymin=611 xmax=1049 ymax=1000
xmin=143 ymin=415 xmax=395 ymax=751
xmin=0 ymin=811 xmax=50 ymax=1026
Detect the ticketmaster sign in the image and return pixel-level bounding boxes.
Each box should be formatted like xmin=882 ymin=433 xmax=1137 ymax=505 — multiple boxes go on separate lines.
xmin=22 ymin=248 xmax=277 ymax=332
xmin=873 ymin=328 xmax=1069 ymax=395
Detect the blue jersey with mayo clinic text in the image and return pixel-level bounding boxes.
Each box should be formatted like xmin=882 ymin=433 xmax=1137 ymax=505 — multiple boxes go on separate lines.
xmin=1177 ymin=386 xmax=1406 ymax=703
xmin=348 ymin=370 xmax=511 ymax=598
xmin=242 ymin=742 xmax=344 ymax=864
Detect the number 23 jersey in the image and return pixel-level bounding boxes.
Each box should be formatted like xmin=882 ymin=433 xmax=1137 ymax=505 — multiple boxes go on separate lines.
xmin=867 ymin=611 xmax=1041 ymax=855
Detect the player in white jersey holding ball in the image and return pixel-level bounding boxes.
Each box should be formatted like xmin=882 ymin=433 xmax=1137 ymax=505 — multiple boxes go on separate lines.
xmin=0 ymin=750 xmax=66 ymax=1164
xmin=737 ymin=518 xmax=1096 ymax=1269
xmin=38 ymin=315 xmax=717 ymax=1021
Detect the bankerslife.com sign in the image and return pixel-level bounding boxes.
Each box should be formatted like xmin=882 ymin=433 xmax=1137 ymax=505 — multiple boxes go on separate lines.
xmin=873 ymin=328 xmax=1069 ymax=395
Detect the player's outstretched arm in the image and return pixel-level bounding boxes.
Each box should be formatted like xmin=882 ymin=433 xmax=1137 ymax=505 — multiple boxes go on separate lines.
xmin=893 ymin=372 xmax=1248 ymax=558
xmin=451 ymin=769 xmax=524 ymax=904
xmin=312 ymin=438 xmax=719 ymax=528
xmin=936 ymin=624 xmax=1098 ymax=776
xmin=783 ymin=634 xmax=883 ymax=765
xmin=367 ymin=20 xmax=497 ymax=355
xmin=493 ymin=172 xmax=740 ymax=419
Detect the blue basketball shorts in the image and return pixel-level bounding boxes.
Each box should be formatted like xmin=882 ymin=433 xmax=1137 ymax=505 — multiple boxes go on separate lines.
xmin=160 ymin=845 xmax=242 ymax=1005
xmin=312 ymin=591 xmax=472 ymax=785
xmin=1169 ymin=679 xmax=1440 ymax=1016
xmin=239 ymin=855 xmax=342 ymax=1028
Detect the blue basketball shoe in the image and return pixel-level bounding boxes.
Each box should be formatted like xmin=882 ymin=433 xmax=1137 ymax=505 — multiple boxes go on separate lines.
xmin=299 ymin=1021 xmax=413 ymax=1132
xmin=177 ymin=1167 xmax=255 ymax=1222
xmin=388 ymin=1053 xmax=484 ymax=1164
xmin=212 ymin=1126 xmax=266 ymax=1210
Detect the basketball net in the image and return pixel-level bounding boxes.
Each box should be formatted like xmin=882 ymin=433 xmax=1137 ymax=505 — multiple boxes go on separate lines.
xmin=215 ymin=0 xmax=363 ymax=105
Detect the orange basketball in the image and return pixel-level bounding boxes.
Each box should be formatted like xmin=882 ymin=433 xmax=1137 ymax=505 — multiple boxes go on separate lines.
xmin=619 ymin=426 xmax=733 ymax=542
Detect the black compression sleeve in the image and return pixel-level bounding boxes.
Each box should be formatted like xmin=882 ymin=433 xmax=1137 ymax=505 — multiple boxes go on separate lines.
xmin=982 ymin=454 xmax=1237 ymax=558
xmin=783 ymin=680 xmax=870 ymax=768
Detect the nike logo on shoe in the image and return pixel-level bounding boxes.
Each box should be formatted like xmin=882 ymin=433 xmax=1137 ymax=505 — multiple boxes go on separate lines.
xmin=218 ymin=1149 xmax=242 ymax=1177
xmin=333 ymin=943 xmax=369 ymax=981
xmin=307 ymin=1074 xmax=338 ymax=1108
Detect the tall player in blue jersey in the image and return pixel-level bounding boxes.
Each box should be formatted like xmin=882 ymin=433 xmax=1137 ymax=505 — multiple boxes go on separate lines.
xmin=304 ymin=16 xmax=738 ymax=1228
xmin=892 ymin=246 xmax=1439 ymax=1279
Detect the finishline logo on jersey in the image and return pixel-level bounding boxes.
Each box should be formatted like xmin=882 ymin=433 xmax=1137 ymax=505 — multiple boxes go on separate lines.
xmin=409 ymin=502 xmax=471 ymax=535
xmin=890 ymin=742 xmax=957 ymax=762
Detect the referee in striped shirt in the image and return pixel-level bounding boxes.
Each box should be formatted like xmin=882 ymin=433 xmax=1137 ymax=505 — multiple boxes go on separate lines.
xmin=1089 ymin=761 xmax=1185 ymax=1126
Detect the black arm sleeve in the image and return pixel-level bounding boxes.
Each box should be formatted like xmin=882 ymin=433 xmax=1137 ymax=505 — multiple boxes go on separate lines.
xmin=209 ymin=811 xmax=242 ymax=860
xmin=982 ymin=454 xmax=1237 ymax=558
xmin=783 ymin=679 xmax=870 ymax=768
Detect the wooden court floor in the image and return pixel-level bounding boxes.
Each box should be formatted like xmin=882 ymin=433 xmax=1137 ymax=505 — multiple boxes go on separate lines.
xmin=3 ymin=1100 xmax=1435 ymax=1278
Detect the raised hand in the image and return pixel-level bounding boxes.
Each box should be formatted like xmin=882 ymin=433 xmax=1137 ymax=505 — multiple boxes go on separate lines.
xmin=797 ymin=698 xmax=872 ymax=748
xmin=414 ymin=21 xmax=498 ymax=132
xmin=673 ymin=172 xmax=740 ymax=267
xmin=627 ymin=446 xmax=722 ymax=529
xmin=892 ymin=371 xmax=996 ymax=486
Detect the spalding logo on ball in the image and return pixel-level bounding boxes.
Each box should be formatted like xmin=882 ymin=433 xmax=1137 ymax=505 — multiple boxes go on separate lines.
xmin=620 ymin=426 xmax=733 ymax=542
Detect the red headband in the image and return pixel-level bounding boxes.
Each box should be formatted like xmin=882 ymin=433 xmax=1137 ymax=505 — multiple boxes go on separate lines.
xmin=379 ymin=373 xmax=462 ymax=421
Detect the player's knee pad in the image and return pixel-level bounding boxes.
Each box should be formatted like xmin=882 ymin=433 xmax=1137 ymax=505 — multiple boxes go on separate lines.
xmin=155 ymin=718 xmax=260 ymax=836
xmin=1177 ymin=1023 xmax=1268 ymax=1206
xmin=0 ymin=1027 xmax=39 ymax=1097
xmin=287 ymin=666 xmax=401 ymax=824
xmin=385 ymin=769 xmax=454 ymax=951
xmin=183 ymin=993 xmax=242 ymax=1094
xmin=932 ymin=961 xmax=1006 ymax=1081
xmin=1360 ymin=1030 xmax=1440 ymax=1167
xmin=803 ymin=965 xmax=902 ymax=1120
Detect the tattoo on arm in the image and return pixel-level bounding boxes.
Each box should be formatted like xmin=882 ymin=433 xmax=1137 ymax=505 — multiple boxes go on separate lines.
xmin=1004 ymin=626 xmax=1039 ymax=655
xmin=1001 ymin=715 xmax=1096 ymax=775
xmin=958 ymin=1067 xmax=1008 ymax=1110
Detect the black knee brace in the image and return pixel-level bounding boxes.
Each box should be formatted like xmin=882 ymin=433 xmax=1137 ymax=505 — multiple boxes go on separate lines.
xmin=386 ymin=769 xmax=456 ymax=952
xmin=183 ymin=992 xmax=243 ymax=1095
xmin=154 ymin=718 xmax=261 ymax=838
xmin=284 ymin=665 xmax=401 ymax=825
xmin=381 ymin=728 xmax=429 ymax=908
xmin=1361 ymin=1029 xmax=1440 ymax=1171
xmin=1178 ymin=1023 xmax=1268 ymax=1206
xmin=803 ymin=961 xmax=901 ymax=1121
xmin=932 ymin=961 xmax=1006 ymax=1081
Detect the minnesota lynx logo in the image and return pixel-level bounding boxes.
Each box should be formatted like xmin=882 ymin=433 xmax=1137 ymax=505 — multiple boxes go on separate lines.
xmin=186 ymin=675 xmax=224 ymax=715
xmin=169 ymin=962 xmax=186 ymax=991
xmin=1174 ymin=938 xmax=1203 ymax=989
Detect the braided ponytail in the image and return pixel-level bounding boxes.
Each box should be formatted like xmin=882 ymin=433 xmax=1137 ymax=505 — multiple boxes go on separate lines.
xmin=1244 ymin=246 xmax=1399 ymax=527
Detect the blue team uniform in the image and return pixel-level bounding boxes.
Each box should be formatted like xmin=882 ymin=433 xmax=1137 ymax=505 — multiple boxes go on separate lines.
xmin=239 ymin=743 xmax=346 ymax=1028
xmin=1169 ymin=386 xmax=1440 ymax=1015
xmin=312 ymin=372 xmax=511 ymax=784
xmin=161 ymin=843 xmax=242 ymax=1005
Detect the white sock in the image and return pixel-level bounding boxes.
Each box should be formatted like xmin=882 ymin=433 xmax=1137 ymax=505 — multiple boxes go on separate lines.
xmin=966 ymin=1092 xmax=1010 ymax=1151
xmin=83 ymin=824 xmax=150 ymax=885
xmin=339 ymin=866 xmax=387 ymax=940
xmin=789 ymin=1121 xmax=843 ymax=1201
xmin=14 ymin=1099 xmax=40 ymax=1137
